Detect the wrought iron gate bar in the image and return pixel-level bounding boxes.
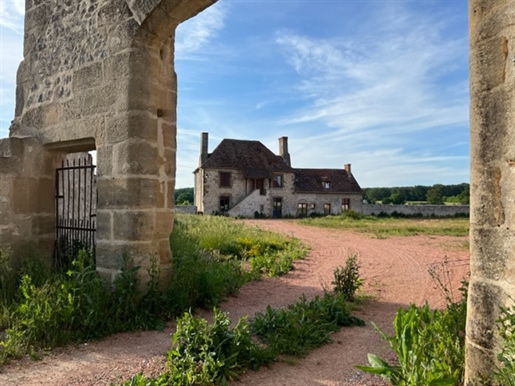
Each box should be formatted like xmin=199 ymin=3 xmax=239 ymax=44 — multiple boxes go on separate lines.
xmin=54 ymin=155 xmax=96 ymax=269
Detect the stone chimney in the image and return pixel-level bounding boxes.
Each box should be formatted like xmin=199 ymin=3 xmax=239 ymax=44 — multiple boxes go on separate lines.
xmin=279 ymin=136 xmax=291 ymax=166
xmin=344 ymin=163 xmax=351 ymax=174
xmin=199 ymin=132 xmax=209 ymax=166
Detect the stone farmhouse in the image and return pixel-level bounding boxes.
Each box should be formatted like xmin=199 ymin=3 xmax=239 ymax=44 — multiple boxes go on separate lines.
xmin=193 ymin=133 xmax=363 ymax=218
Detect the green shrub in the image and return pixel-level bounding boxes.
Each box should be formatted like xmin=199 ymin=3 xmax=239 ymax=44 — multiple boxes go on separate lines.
xmin=491 ymin=305 xmax=515 ymax=385
xmin=123 ymin=309 xmax=274 ymax=386
xmin=331 ymin=253 xmax=363 ymax=302
xmin=356 ymin=302 xmax=465 ymax=385
xmin=251 ymin=292 xmax=364 ymax=357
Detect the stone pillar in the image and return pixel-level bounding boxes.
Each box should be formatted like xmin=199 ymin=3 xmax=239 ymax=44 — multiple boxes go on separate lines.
xmin=1 ymin=0 xmax=216 ymax=286
xmin=467 ymin=0 xmax=515 ymax=383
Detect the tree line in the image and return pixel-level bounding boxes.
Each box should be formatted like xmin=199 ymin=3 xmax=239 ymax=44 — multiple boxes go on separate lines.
xmin=175 ymin=187 xmax=194 ymax=205
xmin=363 ymin=183 xmax=470 ymax=205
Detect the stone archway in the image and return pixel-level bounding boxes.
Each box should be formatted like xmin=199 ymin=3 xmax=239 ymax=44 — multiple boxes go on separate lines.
xmin=0 ymin=0 xmax=215 ymax=284
xmin=0 ymin=0 xmax=513 ymax=382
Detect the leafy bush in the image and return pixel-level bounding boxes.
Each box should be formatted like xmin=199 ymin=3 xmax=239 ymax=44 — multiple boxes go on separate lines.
xmin=331 ymin=253 xmax=363 ymax=302
xmin=356 ymin=303 xmax=465 ymax=385
xmin=356 ymin=257 xmax=468 ymax=385
xmin=123 ymin=309 xmax=275 ymax=386
xmin=251 ymin=292 xmax=364 ymax=357
xmin=491 ymin=305 xmax=515 ymax=385
xmin=0 ymin=250 xmax=162 ymax=364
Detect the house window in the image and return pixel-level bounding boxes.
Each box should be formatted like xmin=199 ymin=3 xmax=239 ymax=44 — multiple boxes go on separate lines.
xmin=323 ymin=203 xmax=331 ymax=215
xmin=342 ymin=198 xmax=351 ymax=211
xmin=220 ymin=196 xmax=230 ymax=211
xmin=310 ymin=203 xmax=316 ymax=210
xmin=220 ymin=172 xmax=231 ymax=187
xmin=322 ymin=181 xmax=331 ymax=189
xmin=298 ymin=203 xmax=308 ymax=217
xmin=272 ymin=174 xmax=283 ymax=188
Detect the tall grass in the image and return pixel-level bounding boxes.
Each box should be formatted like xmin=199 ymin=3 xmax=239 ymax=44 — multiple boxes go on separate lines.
xmin=0 ymin=214 xmax=308 ymax=364
xmin=298 ymin=212 xmax=469 ymax=238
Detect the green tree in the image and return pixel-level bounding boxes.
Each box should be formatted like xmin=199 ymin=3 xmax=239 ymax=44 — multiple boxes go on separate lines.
xmin=390 ymin=191 xmax=406 ymax=205
xmin=427 ymin=185 xmax=444 ymax=205
xmin=175 ymin=192 xmax=194 ymax=205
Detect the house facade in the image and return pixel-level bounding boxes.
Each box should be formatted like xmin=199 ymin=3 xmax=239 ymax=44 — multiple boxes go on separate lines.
xmin=193 ymin=133 xmax=363 ymax=218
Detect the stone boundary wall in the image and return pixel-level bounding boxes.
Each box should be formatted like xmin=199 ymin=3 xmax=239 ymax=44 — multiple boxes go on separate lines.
xmin=362 ymin=204 xmax=469 ymax=217
xmin=174 ymin=205 xmax=197 ymax=214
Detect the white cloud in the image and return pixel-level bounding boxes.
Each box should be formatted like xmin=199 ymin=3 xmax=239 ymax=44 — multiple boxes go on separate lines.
xmin=175 ymin=2 xmax=227 ymax=58
xmin=268 ymin=5 xmax=469 ymax=187
xmin=0 ymin=0 xmax=24 ymax=34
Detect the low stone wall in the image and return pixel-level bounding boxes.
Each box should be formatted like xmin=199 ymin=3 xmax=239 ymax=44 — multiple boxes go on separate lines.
xmin=362 ymin=204 xmax=469 ymax=217
xmin=175 ymin=205 xmax=197 ymax=214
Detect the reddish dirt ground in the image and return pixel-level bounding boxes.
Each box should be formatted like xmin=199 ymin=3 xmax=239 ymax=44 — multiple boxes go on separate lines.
xmin=0 ymin=220 xmax=470 ymax=386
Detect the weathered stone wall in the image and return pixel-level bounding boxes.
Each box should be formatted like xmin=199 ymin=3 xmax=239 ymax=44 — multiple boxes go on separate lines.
xmin=1 ymin=0 xmax=216 ymax=284
xmin=466 ymin=0 xmax=515 ymax=383
xmin=174 ymin=205 xmax=197 ymax=214
xmin=362 ymin=204 xmax=469 ymax=217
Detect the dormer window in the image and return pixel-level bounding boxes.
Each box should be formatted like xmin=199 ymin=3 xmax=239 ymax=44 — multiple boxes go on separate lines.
xmin=322 ymin=181 xmax=331 ymax=189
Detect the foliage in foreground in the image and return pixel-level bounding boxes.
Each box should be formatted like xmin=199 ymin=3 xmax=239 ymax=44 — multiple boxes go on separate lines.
xmin=356 ymin=260 xmax=468 ymax=386
xmin=491 ymin=304 xmax=515 ymax=385
xmin=122 ymin=292 xmax=364 ymax=386
xmin=297 ymin=212 xmax=469 ymax=238
xmin=331 ymin=253 xmax=363 ymax=302
xmin=251 ymin=292 xmax=364 ymax=357
xmin=0 ymin=214 xmax=308 ymax=365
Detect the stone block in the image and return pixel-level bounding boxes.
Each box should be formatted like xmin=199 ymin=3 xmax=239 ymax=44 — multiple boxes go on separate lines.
xmin=161 ymin=122 xmax=176 ymax=150
xmin=95 ymin=241 xmax=126 ymax=270
xmin=112 ymin=210 xmax=155 ymax=241
xmin=97 ymin=176 xmax=164 ymax=209
xmin=105 ymin=112 xmax=158 ymax=144
xmin=97 ymin=0 xmax=133 ymax=28
xmin=153 ymin=211 xmax=173 ymax=239
xmin=31 ymin=214 xmax=55 ymax=237
xmin=113 ymin=140 xmax=159 ymax=175
xmin=469 ymin=37 xmax=509 ymax=94
xmin=470 ymin=2 xmax=515 ymax=44
xmin=467 ymin=280 xmax=503 ymax=350
xmin=470 ymin=228 xmax=511 ymax=281
xmin=12 ymin=178 xmax=40 ymax=214
xmin=469 ymin=167 xmax=505 ymax=227
xmin=95 ymin=145 xmax=112 ymax=175
xmin=103 ymin=51 xmax=132 ymax=82
xmin=96 ymin=210 xmax=112 ymax=241
xmin=72 ymin=62 xmax=103 ymax=92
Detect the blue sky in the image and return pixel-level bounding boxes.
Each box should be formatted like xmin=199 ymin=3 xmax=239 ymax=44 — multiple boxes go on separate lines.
xmin=1 ymin=0 xmax=469 ymax=188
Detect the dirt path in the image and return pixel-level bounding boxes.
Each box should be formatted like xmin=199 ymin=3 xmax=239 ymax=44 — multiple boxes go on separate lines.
xmin=0 ymin=220 xmax=470 ymax=386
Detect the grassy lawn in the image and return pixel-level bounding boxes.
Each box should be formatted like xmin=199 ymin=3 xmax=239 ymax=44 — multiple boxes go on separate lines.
xmin=297 ymin=215 xmax=469 ymax=238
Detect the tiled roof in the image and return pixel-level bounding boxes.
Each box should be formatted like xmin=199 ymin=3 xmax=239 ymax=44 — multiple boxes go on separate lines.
xmin=294 ymin=168 xmax=362 ymax=194
xmin=201 ymin=139 xmax=292 ymax=178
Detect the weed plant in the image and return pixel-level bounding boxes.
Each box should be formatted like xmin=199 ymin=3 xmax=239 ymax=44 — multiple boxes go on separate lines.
xmin=356 ymin=260 xmax=468 ymax=385
xmin=297 ymin=214 xmax=469 ymax=238
xmin=122 ymin=292 xmax=364 ymax=386
xmin=491 ymin=304 xmax=515 ymax=385
xmin=251 ymin=293 xmax=364 ymax=357
xmin=331 ymin=253 xmax=363 ymax=302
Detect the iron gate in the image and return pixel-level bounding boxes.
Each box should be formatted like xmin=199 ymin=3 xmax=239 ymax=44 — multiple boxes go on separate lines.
xmin=54 ymin=154 xmax=96 ymax=269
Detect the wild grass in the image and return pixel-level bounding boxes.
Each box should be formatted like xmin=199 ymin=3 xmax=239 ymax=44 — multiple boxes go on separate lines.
xmin=297 ymin=212 xmax=469 ymax=238
xmin=0 ymin=214 xmax=308 ymax=365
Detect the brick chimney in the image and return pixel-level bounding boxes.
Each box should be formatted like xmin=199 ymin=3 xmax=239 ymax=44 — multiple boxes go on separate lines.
xmin=344 ymin=163 xmax=351 ymax=174
xmin=199 ymin=132 xmax=209 ymax=166
xmin=278 ymin=136 xmax=291 ymax=166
